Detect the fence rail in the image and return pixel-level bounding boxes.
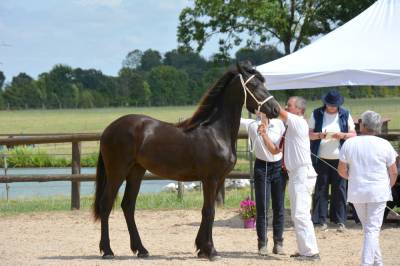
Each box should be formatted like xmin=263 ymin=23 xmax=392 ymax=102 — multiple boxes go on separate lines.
xmin=0 ymin=131 xmax=398 ymax=146
xmin=0 ymin=171 xmax=250 ymax=183
xmin=1 ymin=130 xmax=399 ymax=209
xmin=0 ymin=131 xmax=251 ymax=209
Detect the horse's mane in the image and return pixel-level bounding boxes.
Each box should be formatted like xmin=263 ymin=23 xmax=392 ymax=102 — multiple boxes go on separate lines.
xmin=175 ymin=63 xmax=265 ymax=132
xmin=175 ymin=66 xmax=237 ymax=131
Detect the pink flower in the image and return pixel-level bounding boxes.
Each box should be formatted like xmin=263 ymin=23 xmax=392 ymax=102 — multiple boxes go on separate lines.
xmin=239 ymin=197 xmax=256 ymax=220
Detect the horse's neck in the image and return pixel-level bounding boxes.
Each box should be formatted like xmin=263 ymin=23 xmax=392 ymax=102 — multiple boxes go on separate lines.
xmin=213 ymin=92 xmax=244 ymax=149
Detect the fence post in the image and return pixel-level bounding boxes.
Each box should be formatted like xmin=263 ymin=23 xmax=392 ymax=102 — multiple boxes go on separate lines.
xmin=216 ymin=184 xmax=225 ymax=206
xmin=177 ymin=181 xmax=184 ymax=200
xmin=71 ymin=141 xmax=81 ymax=210
xmin=3 ymin=154 xmax=10 ymax=201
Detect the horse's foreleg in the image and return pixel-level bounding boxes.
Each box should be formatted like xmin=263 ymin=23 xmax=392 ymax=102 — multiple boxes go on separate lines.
xmin=196 ymin=178 xmax=220 ymax=260
xmin=99 ymin=180 xmax=123 ymax=259
xmin=121 ymin=165 xmax=149 ymax=258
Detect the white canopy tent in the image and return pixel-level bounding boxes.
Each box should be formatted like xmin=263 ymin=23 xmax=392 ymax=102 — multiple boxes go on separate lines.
xmin=256 ymin=0 xmax=400 ymax=90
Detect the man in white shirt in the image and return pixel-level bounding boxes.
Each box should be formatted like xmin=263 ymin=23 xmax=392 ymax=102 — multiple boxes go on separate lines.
xmin=240 ymin=112 xmax=286 ymax=256
xmin=278 ymin=96 xmax=320 ymax=261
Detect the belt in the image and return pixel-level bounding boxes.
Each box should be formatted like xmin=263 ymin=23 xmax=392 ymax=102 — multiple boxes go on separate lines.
xmin=255 ymin=158 xmax=282 ymax=166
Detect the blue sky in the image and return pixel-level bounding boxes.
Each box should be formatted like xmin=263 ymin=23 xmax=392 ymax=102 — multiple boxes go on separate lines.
xmin=0 ymin=0 xmax=221 ymax=82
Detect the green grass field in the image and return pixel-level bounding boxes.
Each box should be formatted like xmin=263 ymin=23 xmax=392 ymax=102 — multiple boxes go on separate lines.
xmin=0 ymin=97 xmax=398 ymax=134
xmin=0 ymin=97 xmax=398 ymax=168
xmin=0 ymin=188 xmax=256 ymax=216
xmin=0 ymin=98 xmax=399 ymax=214
xmin=0 ymin=106 xmax=195 ymax=134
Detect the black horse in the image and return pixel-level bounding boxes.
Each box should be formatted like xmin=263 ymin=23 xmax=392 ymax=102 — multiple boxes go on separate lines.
xmin=93 ymin=62 xmax=280 ymax=260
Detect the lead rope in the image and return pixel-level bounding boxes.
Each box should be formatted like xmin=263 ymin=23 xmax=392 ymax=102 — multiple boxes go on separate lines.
xmin=246 ymin=118 xmax=279 ymax=242
xmin=279 ymin=127 xmax=399 ymax=217
xmin=240 ymin=73 xmax=398 ymax=217
xmin=239 ymin=72 xmax=275 ymax=235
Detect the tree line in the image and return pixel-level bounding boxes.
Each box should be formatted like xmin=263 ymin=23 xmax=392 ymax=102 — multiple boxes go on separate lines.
xmin=0 ymin=45 xmax=399 ymax=110
xmin=0 ymin=46 xmax=281 ymax=109
xmin=1 ymin=0 xmax=398 ymax=109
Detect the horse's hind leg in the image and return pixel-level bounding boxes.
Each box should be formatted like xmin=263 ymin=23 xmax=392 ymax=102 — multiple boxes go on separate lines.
xmin=121 ymin=164 xmax=149 ymax=258
xmin=99 ymin=177 xmax=123 ymax=259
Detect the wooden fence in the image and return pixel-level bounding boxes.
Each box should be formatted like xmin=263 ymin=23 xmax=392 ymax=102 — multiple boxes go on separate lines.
xmin=0 ymin=131 xmax=251 ymax=210
xmin=1 ymin=131 xmax=399 ymax=210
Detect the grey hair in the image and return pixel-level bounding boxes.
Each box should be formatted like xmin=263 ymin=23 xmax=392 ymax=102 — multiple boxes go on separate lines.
xmin=361 ymin=110 xmax=382 ymax=134
xmin=289 ymin=96 xmax=307 ymax=113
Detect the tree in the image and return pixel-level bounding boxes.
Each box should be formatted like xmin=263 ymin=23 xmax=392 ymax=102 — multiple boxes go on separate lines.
xmin=0 ymin=71 xmax=5 ymax=89
xmin=164 ymin=49 xmax=209 ymax=103
xmin=122 ymin=49 xmax=143 ymax=69
xmin=178 ymin=0 xmax=374 ymax=57
xmin=164 ymin=49 xmax=207 ymax=70
xmin=140 ymin=49 xmax=162 ymax=71
xmin=117 ymin=68 xmax=151 ymax=106
xmin=147 ymin=66 xmax=189 ymax=106
xmin=235 ymin=45 xmax=283 ymax=65
xmin=43 ymin=64 xmax=79 ymax=108
xmin=73 ymin=68 xmax=116 ymax=106
xmin=79 ymin=89 xmax=95 ymax=108
xmin=2 ymin=73 xmax=42 ymax=109
xmin=201 ymin=66 xmax=226 ymax=91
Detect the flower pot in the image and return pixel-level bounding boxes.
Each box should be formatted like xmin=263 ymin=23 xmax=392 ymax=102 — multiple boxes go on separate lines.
xmin=243 ymin=217 xmax=256 ymax=229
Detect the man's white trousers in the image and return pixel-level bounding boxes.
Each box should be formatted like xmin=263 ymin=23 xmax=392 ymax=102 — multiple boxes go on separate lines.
xmin=288 ymin=165 xmax=319 ymax=256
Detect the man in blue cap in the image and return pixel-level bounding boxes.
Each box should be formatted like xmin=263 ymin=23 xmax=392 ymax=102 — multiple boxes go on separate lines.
xmin=308 ymin=90 xmax=356 ymax=232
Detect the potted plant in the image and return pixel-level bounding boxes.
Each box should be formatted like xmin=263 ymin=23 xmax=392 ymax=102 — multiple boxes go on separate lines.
xmin=239 ymin=197 xmax=256 ymax=229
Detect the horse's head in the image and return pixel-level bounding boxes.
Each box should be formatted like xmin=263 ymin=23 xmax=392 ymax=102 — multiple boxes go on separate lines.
xmin=236 ymin=62 xmax=280 ymax=118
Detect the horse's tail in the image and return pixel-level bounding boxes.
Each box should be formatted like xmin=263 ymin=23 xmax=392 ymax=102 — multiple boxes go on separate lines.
xmin=93 ymin=150 xmax=106 ymax=221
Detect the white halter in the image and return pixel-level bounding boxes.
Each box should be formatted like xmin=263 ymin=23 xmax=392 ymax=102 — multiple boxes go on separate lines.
xmin=239 ymin=74 xmax=274 ymax=112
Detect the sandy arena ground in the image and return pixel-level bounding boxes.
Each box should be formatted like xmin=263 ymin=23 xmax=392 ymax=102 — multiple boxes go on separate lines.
xmin=0 ymin=208 xmax=399 ymax=266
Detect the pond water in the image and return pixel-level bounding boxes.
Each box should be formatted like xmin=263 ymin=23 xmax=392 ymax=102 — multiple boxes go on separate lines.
xmin=0 ymin=168 xmax=197 ymax=199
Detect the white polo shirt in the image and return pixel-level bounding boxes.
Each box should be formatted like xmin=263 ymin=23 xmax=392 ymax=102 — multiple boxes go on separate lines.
xmin=284 ymin=113 xmax=314 ymax=172
xmin=339 ymin=135 xmax=398 ymax=203
xmin=240 ymin=118 xmax=285 ymax=162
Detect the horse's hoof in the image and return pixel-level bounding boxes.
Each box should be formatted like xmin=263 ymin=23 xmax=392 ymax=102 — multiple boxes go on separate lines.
xmin=197 ymin=251 xmax=207 ymax=259
xmin=102 ymin=254 xmax=115 ymax=260
xmin=137 ymin=252 xmax=149 ymax=258
xmin=210 ymin=254 xmax=221 ymax=261
xmin=198 ymin=251 xmax=221 ymax=261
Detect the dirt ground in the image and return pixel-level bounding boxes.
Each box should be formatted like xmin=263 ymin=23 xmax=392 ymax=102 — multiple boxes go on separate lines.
xmin=0 ymin=209 xmax=399 ymax=266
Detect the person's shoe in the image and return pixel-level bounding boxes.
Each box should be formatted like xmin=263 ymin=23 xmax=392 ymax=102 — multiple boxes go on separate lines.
xmin=316 ymin=223 xmax=328 ymax=231
xmin=290 ymin=253 xmax=321 ymax=261
xmin=337 ymin=223 xmax=346 ymax=232
xmin=272 ymin=243 xmax=285 ymax=255
xmin=258 ymin=241 xmax=268 ymax=256
xmin=258 ymin=245 xmax=268 ymax=256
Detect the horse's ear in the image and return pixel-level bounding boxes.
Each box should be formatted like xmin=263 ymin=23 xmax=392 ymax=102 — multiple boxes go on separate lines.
xmin=243 ymin=60 xmax=253 ymax=67
xmin=236 ymin=61 xmax=244 ymax=74
xmin=237 ymin=60 xmax=253 ymax=75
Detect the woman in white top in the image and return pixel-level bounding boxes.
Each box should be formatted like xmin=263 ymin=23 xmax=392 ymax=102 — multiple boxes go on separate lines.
xmin=338 ymin=110 xmax=398 ymax=266
xmin=240 ymin=112 xmax=286 ymax=255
